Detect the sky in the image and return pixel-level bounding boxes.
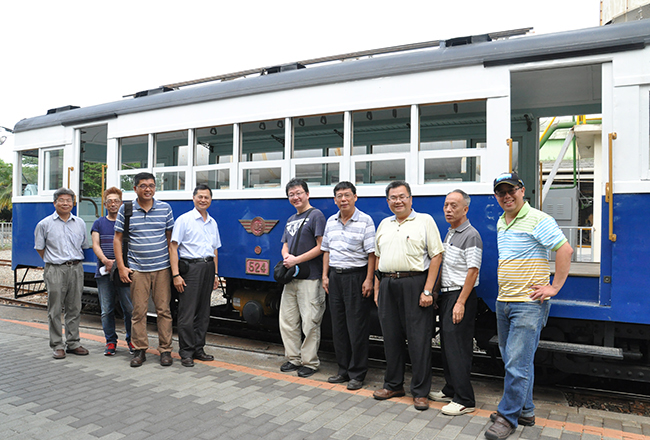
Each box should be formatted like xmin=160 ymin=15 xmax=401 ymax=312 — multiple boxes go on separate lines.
xmin=0 ymin=0 xmax=601 ymax=163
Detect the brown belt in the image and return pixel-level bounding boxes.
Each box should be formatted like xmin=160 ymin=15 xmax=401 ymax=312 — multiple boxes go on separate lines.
xmin=382 ymin=271 xmax=425 ymax=279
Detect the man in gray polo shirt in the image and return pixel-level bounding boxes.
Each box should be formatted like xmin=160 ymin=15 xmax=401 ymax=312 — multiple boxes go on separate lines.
xmin=321 ymin=181 xmax=376 ymax=390
xmin=429 ymin=189 xmax=482 ymax=416
xmin=34 ymin=188 xmax=89 ymax=359
xmin=114 ymin=172 xmax=175 ymax=367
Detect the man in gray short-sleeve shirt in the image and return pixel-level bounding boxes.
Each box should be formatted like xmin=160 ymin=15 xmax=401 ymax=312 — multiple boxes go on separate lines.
xmin=34 ymin=188 xmax=89 ymax=359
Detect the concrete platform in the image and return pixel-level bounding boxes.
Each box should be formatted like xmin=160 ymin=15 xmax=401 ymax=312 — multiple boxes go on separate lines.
xmin=0 ymin=304 xmax=648 ymax=439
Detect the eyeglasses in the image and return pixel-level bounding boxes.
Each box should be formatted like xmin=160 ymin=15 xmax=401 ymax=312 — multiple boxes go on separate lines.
xmin=105 ymin=199 xmax=122 ymax=205
xmin=388 ymin=195 xmax=410 ymax=203
xmin=136 ymin=184 xmax=156 ymax=190
xmin=288 ymin=190 xmax=305 ymax=199
xmin=56 ymin=198 xmax=73 ymax=205
xmin=495 ymin=187 xmax=521 ymax=198
xmin=335 ymin=192 xmax=354 ymax=200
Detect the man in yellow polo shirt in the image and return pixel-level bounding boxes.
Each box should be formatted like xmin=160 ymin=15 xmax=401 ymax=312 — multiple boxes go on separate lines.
xmin=372 ymin=181 xmax=443 ymax=411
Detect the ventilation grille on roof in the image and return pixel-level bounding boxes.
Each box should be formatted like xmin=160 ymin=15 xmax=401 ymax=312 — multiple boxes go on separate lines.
xmin=47 ymin=105 xmax=80 ymax=115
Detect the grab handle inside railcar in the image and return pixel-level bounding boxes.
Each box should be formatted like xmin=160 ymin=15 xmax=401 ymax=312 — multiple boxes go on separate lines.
xmin=606 ymin=132 xmax=617 ymax=242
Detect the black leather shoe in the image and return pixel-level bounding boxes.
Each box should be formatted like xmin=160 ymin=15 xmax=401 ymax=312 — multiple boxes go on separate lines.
xmin=297 ymin=366 xmax=317 ymax=378
xmin=347 ymin=379 xmax=363 ymax=390
xmin=160 ymin=352 xmax=173 ymax=367
xmin=327 ymin=374 xmax=349 ymax=384
xmin=193 ymin=350 xmax=214 ymax=361
xmin=181 ymin=357 xmax=194 ymax=367
xmin=280 ymin=361 xmax=300 ymax=372
xmin=130 ymin=350 xmax=146 ymax=367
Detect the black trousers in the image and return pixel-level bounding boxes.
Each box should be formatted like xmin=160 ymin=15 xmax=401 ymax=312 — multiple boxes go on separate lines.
xmin=328 ymin=269 xmax=373 ymax=381
xmin=439 ymin=288 xmax=477 ymax=407
xmin=177 ymin=260 xmax=214 ymax=359
xmin=377 ymin=273 xmax=433 ymax=398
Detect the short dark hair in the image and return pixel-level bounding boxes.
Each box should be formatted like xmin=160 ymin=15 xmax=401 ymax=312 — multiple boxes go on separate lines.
xmin=333 ymin=181 xmax=356 ymax=196
xmin=448 ymin=189 xmax=471 ymax=207
xmin=53 ymin=187 xmax=75 ymax=203
xmin=285 ymin=178 xmax=309 ymax=196
xmin=193 ymin=184 xmax=213 ymax=197
xmin=385 ymin=180 xmax=411 ymax=198
xmin=133 ymin=172 xmax=155 ymax=187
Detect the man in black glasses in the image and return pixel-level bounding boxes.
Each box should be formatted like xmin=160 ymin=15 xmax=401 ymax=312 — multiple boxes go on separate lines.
xmin=115 ymin=172 xmax=175 ymax=368
xmin=486 ymin=172 xmax=573 ymax=440
xmin=278 ymin=178 xmax=327 ymax=378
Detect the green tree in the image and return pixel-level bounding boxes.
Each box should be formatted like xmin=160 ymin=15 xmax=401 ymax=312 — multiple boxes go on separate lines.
xmin=0 ymin=159 xmax=12 ymax=212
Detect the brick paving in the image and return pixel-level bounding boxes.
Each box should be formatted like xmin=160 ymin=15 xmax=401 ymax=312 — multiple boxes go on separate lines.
xmin=0 ymin=315 xmax=649 ymax=439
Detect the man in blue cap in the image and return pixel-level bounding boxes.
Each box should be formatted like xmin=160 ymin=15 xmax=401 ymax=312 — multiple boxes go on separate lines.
xmin=486 ymin=172 xmax=573 ymax=440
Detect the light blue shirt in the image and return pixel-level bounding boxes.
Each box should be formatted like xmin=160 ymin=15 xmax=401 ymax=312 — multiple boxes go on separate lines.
xmin=34 ymin=212 xmax=87 ymax=264
xmin=171 ymin=208 xmax=221 ymax=259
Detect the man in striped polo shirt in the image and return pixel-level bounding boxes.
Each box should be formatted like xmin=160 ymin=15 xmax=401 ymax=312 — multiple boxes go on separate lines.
xmin=321 ymin=181 xmax=376 ymax=391
xmin=114 ymin=172 xmax=175 ymax=368
xmin=486 ymin=172 xmax=573 ymax=440
xmin=429 ymin=189 xmax=482 ymax=416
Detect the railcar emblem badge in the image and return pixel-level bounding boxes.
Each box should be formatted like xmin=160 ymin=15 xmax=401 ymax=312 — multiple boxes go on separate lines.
xmin=239 ymin=217 xmax=278 ymax=237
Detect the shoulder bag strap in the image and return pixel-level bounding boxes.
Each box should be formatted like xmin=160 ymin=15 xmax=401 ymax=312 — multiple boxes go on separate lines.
xmin=289 ymin=208 xmax=314 ymax=255
xmin=122 ymin=201 xmax=133 ymax=266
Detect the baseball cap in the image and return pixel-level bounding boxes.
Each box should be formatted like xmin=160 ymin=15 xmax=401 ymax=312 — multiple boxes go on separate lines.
xmin=493 ymin=172 xmax=524 ymax=191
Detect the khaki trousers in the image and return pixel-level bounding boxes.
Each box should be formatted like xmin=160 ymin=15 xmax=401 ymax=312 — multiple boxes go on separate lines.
xmin=279 ymin=279 xmax=326 ymax=369
xmin=130 ymin=269 xmax=173 ymax=353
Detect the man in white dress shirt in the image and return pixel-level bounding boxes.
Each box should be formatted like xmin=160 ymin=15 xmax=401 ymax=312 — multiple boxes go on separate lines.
xmin=170 ymin=184 xmax=221 ymax=367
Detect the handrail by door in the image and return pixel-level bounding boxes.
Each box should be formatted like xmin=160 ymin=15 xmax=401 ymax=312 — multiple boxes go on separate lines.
xmin=606 ymin=132 xmax=617 ymax=242
xmin=507 ymin=138 xmax=513 ymax=171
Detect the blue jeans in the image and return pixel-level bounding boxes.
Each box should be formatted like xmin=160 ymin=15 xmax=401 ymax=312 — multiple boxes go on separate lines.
xmin=496 ymin=300 xmax=550 ymax=427
xmin=96 ymin=275 xmax=133 ymax=344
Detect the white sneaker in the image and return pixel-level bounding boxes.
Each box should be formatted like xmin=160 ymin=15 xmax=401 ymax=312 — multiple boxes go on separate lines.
xmin=428 ymin=390 xmax=452 ymax=402
xmin=441 ymin=401 xmax=475 ymax=416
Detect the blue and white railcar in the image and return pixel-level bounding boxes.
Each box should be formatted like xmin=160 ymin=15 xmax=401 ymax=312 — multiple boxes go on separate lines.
xmin=11 ymin=19 xmax=650 ymax=381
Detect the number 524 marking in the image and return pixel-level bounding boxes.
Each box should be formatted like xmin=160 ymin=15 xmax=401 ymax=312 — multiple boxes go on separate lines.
xmin=245 ymin=258 xmax=270 ymax=276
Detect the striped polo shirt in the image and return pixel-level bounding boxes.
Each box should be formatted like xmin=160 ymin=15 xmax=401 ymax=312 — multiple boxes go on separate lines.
xmin=115 ymin=199 xmax=175 ymax=272
xmin=440 ymin=219 xmax=482 ymax=291
xmin=497 ymin=202 xmax=567 ymax=302
xmin=321 ymin=208 xmax=376 ymax=269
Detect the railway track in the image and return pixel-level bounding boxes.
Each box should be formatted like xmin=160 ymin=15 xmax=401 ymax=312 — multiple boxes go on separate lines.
xmin=0 ymin=259 xmax=11 ymax=268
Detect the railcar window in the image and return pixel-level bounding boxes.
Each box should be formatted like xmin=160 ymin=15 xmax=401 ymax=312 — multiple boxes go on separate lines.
xmin=352 ymin=108 xmax=410 ymax=155
xmin=353 ymin=107 xmax=409 ymax=185
xmin=423 ymin=157 xmax=481 ymax=183
xmin=355 ymin=159 xmax=406 ymax=185
xmin=155 ymin=171 xmax=185 ymax=191
xmin=196 ymin=169 xmax=230 ymax=190
xmin=19 ymin=149 xmax=38 ymax=196
xmin=155 ymin=130 xmax=189 ymax=167
xmin=195 ymin=126 xmax=233 ymax=165
xmin=419 ymin=101 xmax=485 ymax=183
xmin=241 ymin=119 xmax=285 ymax=162
xmin=293 ymin=114 xmax=344 ymax=158
xmin=120 ymin=135 xmax=148 ymax=170
xmin=44 ymin=148 xmax=64 ymax=191
xmin=293 ymin=114 xmax=343 ymax=186
xmin=243 ymin=168 xmax=281 ymax=189
xmin=296 ymin=163 xmax=339 ymax=187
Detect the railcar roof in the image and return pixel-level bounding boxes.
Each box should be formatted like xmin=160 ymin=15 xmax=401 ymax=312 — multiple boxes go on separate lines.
xmin=14 ymin=20 xmax=650 ymax=133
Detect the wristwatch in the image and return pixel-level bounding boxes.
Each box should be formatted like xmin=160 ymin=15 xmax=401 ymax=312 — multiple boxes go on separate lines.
xmin=423 ymin=290 xmax=432 ymax=297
